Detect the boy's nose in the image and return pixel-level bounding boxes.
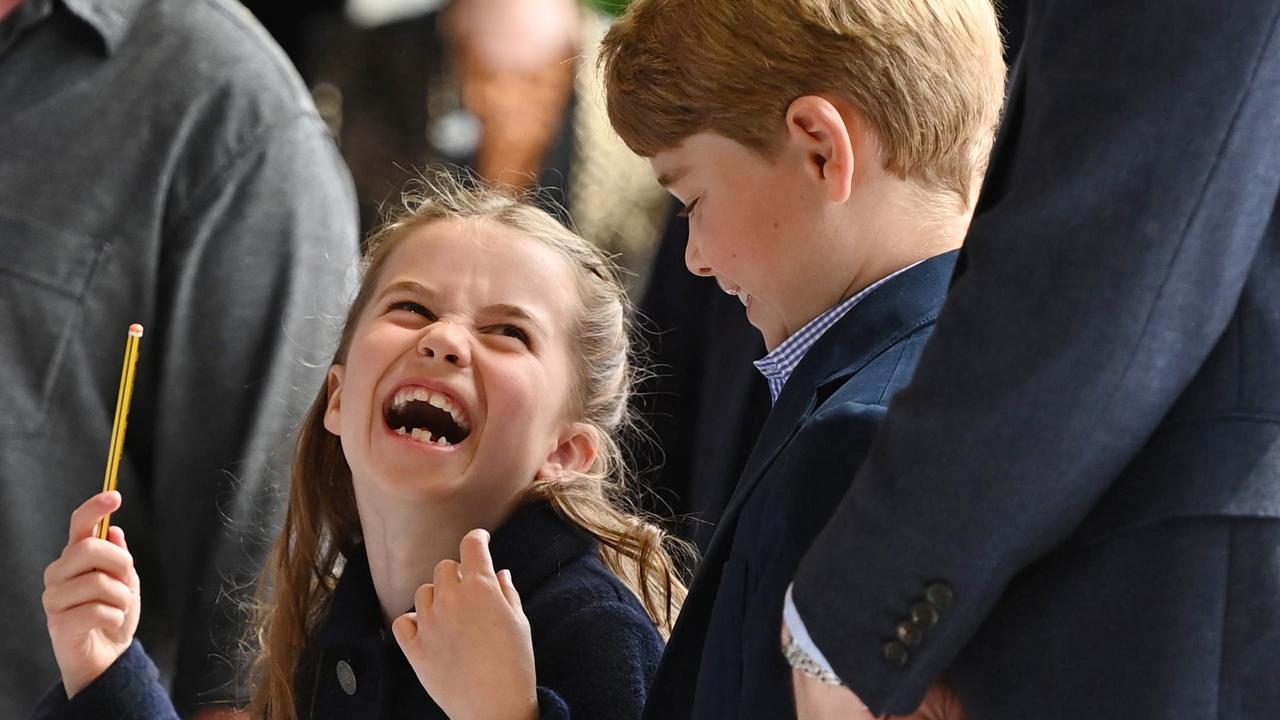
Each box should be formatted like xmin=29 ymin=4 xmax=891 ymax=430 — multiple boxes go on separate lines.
xmin=417 ymin=322 xmax=471 ymax=367
xmin=684 ymin=237 xmax=713 ymax=277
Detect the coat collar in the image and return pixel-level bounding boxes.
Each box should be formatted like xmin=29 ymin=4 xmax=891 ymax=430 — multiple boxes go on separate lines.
xmin=716 ymin=250 xmax=959 ymax=552
xmin=44 ymin=0 xmax=146 ymax=54
xmin=313 ymin=500 xmax=596 ymax=648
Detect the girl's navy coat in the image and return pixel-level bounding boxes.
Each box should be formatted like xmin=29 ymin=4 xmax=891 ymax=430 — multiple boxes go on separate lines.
xmin=31 ymin=502 xmax=663 ymax=719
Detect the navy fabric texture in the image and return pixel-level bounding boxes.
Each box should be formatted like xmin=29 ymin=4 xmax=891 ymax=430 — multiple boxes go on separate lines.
xmin=792 ymin=0 xmax=1280 ymax=716
xmin=642 ymin=252 xmax=956 ymax=719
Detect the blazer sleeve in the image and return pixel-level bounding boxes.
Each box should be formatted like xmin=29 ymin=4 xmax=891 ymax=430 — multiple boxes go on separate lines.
xmin=29 ymin=642 xmax=180 ymax=720
xmin=532 ymin=601 xmax=663 ymax=720
xmin=792 ymin=0 xmax=1280 ymax=714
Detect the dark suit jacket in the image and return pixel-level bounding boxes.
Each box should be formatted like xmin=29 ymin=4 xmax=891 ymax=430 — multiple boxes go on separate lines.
xmin=32 ymin=502 xmax=663 ymax=720
xmin=792 ymin=1 xmax=1280 ymax=717
xmin=642 ymin=252 xmax=957 ymax=719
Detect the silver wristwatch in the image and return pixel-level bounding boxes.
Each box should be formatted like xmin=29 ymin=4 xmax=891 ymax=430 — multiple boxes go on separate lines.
xmin=782 ymin=630 xmax=847 ymax=687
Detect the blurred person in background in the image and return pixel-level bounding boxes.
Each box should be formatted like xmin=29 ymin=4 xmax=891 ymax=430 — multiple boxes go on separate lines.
xmin=296 ymin=0 xmax=666 ymax=282
xmin=0 ymin=0 xmax=359 ymax=716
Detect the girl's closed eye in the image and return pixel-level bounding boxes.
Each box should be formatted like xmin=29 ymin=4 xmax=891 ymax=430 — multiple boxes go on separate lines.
xmin=486 ymin=324 xmax=531 ymax=347
xmin=389 ymin=300 xmax=437 ymax=320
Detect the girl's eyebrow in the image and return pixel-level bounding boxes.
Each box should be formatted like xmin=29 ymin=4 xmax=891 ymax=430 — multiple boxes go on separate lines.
xmin=378 ymin=279 xmax=433 ymax=300
xmin=483 ymin=303 xmax=549 ymax=336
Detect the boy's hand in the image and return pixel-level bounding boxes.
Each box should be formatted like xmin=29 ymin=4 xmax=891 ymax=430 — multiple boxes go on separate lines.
xmin=42 ymin=491 xmax=141 ymax=698
xmin=392 ymin=529 xmax=539 ymax=720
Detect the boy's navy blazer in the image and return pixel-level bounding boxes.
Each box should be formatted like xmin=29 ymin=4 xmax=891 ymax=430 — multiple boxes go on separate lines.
xmin=642 ymin=252 xmax=957 ymax=720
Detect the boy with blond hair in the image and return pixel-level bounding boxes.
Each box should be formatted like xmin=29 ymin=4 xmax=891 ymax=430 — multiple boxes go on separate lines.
xmin=600 ymin=0 xmax=1004 ymax=717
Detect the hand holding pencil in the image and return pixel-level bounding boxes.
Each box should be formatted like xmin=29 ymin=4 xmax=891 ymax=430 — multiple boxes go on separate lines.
xmin=42 ymin=491 xmax=141 ymax=698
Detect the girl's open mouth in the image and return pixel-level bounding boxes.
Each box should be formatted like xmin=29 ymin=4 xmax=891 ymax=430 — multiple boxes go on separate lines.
xmin=383 ymin=385 xmax=473 ymax=447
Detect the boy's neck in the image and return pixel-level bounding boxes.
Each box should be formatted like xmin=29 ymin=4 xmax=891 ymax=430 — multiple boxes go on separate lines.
xmin=837 ymin=182 xmax=969 ymax=302
xmin=355 ymin=485 xmax=522 ymax=626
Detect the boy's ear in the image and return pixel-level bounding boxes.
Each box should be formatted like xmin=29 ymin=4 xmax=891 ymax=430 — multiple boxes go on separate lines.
xmin=785 ymin=95 xmax=856 ymax=203
xmin=323 ymin=365 xmax=345 ymax=437
xmin=541 ymin=422 xmax=599 ymax=480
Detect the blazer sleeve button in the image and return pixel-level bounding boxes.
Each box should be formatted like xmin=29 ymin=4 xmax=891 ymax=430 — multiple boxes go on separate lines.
xmin=911 ymin=601 xmax=939 ymax=628
xmin=896 ymin=620 xmax=924 ymax=647
xmin=882 ymin=640 xmax=910 ymax=667
xmin=926 ymin=583 xmax=955 ymax=611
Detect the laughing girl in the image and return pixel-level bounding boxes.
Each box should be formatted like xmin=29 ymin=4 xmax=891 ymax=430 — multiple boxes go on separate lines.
xmin=36 ymin=176 xmax=688 ymax=720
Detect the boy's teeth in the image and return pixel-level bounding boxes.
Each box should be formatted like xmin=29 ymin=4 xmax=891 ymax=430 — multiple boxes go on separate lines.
xmin=410 ymin=428 xmax=432 ymax=443
xmin=395 ymin=426 xmax=407 ymax=435
xmin=435 ymin=436 xmax=450 ymax=446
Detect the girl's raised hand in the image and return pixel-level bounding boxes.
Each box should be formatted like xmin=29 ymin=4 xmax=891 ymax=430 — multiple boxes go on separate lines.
xmin=42 ymin=491 xmax=141 ymax=698
xmin=392 ymin=529 xmax=539 ymax=720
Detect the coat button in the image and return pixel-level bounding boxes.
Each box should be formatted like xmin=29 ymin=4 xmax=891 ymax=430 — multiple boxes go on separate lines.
xmin=926 ymin=583 xmax=954 ymax=611
xmin=336 ymin=659 xmax=357 ymax=696
xmin=882 ymin=640 xmax=910 ymax=667
xmin=896 ymin=620 xmax=924 ymax=647
xmin=911 ymin=601 xmax=939 ymax=628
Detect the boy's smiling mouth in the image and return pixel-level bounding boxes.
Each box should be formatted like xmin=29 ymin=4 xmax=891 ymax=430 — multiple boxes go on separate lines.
xmin=383 ymin=385 xmax=473 ymax=447
xmin=718 ymin=281 xmax=750 ymax=308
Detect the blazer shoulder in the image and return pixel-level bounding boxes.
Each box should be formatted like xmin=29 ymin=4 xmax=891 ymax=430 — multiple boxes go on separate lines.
xmin=816 ymin=324 xmax=935 ymax=409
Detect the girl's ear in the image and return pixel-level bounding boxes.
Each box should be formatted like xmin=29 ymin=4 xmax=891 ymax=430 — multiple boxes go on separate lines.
xmin=541 ymin=422 xmax=599 ymax=480
xmin=323 ymin=365 xmax=345 ymax=437
xmin=785 ymin=94 xmax=856 ymax=203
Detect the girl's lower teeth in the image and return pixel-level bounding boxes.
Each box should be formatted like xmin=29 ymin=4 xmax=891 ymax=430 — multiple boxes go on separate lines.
xmin=399 ymin=426 xmax=451 ymax=446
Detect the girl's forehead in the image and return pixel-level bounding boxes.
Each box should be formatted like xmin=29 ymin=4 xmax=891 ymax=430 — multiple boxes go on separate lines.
xmin=375 ymin=218 xmax=581 ymax=322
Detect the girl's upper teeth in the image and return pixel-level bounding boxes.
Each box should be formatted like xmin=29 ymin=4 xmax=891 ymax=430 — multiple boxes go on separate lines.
xmin=392 ymin=386 xmax=471 ymax=430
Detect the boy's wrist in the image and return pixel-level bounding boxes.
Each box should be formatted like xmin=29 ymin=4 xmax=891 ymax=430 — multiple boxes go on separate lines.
xmin=782 ymin=625 xmax=846 ymax=687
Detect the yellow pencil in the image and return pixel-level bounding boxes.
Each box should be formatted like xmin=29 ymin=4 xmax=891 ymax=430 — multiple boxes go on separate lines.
xmin=95 ymin=323 xmax=144 ymax=541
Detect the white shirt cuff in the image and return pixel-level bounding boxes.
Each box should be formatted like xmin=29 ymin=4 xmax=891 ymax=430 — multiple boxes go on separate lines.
xmin=783 ymin=584 xmax=841 ymax=677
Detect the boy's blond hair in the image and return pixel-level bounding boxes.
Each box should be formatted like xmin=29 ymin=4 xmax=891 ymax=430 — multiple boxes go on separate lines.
xmin=599 ymin=0 xmax=1006 ymax=205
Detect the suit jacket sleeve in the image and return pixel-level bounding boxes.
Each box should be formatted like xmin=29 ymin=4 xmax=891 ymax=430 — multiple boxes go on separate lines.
xmin=132 ymin=114 xmax=358 ymax=713
xmin=792 ymin=0 xmax=1280 ymax=714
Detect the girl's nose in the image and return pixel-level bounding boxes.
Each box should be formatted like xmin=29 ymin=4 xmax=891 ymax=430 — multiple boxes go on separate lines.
xmin=417 ymin=322 xmax=471 ymax=367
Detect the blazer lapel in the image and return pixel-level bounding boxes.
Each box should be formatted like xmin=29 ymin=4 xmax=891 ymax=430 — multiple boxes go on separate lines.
xmin=704 ymin=251 xmax=960 ymax=562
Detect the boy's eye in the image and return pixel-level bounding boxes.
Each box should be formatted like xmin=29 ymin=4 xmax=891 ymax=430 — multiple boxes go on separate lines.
xmin=675 ymin=197 xmax=700 ymax=218
xmin=389 ymin=300 xmax=435 ymax=320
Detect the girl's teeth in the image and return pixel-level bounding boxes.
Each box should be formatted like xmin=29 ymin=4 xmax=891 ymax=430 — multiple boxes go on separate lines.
xmin=435 ymin=436 xmax=449 ymax=446
xmin=391 ymin=387 xmax=470 ymax=432
xmin=395 ymin=426 xmax=407 ymax=435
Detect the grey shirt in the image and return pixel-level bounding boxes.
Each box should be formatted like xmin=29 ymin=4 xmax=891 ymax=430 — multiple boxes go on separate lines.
xmin=0 ymin=0 xmax=359 ymax=714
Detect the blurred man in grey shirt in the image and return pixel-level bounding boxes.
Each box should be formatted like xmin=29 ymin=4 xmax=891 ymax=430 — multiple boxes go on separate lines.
xmin=0 ymin=0 xmax=359 ymax=715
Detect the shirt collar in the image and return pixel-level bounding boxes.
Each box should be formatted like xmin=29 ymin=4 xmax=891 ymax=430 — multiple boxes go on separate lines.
xmin=59 ymin=0 xmax=146 ymax=54
xmin=753 ymin=260 xmax=925 ymax=403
